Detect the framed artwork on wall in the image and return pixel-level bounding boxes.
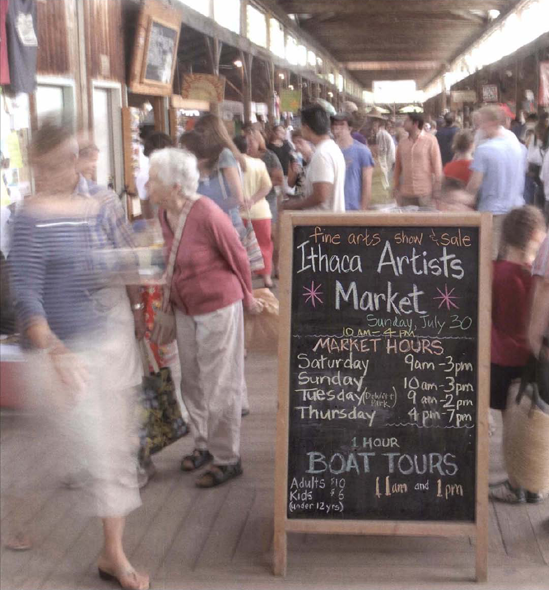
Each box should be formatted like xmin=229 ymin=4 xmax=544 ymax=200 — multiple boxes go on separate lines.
xmin=129 ymin=0 xmax=182 ymax=96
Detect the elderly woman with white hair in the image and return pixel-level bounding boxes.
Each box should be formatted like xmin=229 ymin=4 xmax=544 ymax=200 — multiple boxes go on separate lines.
xmin=147 ymin=148 xmax=261 ymax=487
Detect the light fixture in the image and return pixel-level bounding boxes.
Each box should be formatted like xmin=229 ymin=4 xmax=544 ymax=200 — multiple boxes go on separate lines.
xmin=278 ymin=73 xmax=285 ymax=80
xmin=234 ymin=59 xmax=243 ymax=68
xmin=288 ymin=85 xmax=294 ymax=90
xmin=328 ymin=91 xmax=334 ymax=97
xmin=488 ymin=9 xmax=500 ymax=20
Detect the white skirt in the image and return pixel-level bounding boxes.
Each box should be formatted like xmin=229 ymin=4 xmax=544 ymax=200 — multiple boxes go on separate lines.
xmin=19 ymin=331 xmax=142 ymax=519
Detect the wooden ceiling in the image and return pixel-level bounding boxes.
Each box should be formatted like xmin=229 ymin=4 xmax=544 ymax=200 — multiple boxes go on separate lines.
xmin=272 ymin=0 xmax=522 ymax=91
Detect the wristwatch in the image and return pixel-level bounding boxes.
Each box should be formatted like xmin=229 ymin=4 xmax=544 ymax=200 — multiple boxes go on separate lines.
xmin=132 ymin=302 xmax=145 ymax=311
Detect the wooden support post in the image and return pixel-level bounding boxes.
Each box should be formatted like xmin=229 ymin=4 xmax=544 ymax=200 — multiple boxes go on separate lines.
xmin=441 ymin=73 xmax=448 ymax=113
xmin=152 ymin=96 xmax=167 ymax=133
xmin=266 ymin=60 xmax=276 ymax=124
xmin=241 ymin=51 xmax=254 ymax=124
xmin=240 ymin=0 xmax=248 ymax=42
xmin=205 ymin=36 xmax=223 ymax=77
xmin=514 ymin=58 xmax=519 ymax=114
xmin=535 ymin=48 xmax=540 ymax=114
xmin=169 ymin=108 xmax=178 ymax=142
xmin=313 ymin=83 xmax=320 ymax=100
xmin=204 ymin=36 xmax=223 ymax=117
xmin=65 ymin=0 xmax=85 ymax=132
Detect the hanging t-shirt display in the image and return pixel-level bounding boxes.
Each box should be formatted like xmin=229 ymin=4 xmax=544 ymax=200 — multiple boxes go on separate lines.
xmin=6 ymin=0 xmax=37 ymax=93
xmin=0 ymin=0 xmax=10 ymax=86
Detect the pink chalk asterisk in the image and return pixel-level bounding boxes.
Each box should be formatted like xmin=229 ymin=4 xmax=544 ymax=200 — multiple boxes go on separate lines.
xmin=434 ymin=284 xmax=460 ymax=310
xmin=303 ymin=281 xmax=324 ymax=308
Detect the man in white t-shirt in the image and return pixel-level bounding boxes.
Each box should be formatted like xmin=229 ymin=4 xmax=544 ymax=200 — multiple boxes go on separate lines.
xmin=282 ymin=104 xmax=346 ymax=212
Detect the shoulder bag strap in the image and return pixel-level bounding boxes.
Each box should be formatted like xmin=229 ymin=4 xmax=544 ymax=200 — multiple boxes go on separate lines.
xmin=162 ymin=198 xmax=196 ymax=312
xmin=140 ymin=339 xmax=160 ymax=376
xmin=218 ymin=169 xmax=229 ymax=202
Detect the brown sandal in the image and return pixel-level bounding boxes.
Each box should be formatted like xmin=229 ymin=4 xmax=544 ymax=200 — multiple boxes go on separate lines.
xmin=195 ymin=461 xmax=243 ymax=488
xmin=180 ymin=449 xmax=212 ymax=472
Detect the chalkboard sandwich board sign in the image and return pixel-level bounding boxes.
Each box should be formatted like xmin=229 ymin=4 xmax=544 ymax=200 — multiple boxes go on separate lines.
xmin=274 ymin=212 xmax=492 ymax=582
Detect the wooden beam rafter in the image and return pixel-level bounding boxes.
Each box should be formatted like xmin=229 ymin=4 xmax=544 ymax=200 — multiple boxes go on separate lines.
xmin=344 ymin=61 xmax=442 ymax=71
xmin=277 ymin=0 xmax=511 ymax=15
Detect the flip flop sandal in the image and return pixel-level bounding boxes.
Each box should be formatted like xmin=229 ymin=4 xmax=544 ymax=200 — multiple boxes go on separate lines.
xmin=195 ymin=461 xmax=243 ymax=488
xmin=98 ymin=567 xmax=150 ymax=590
xmin=5 ymin=533 xmax=32 ymax=551
xmin=180 ymin=449 xmax=212 ymax=472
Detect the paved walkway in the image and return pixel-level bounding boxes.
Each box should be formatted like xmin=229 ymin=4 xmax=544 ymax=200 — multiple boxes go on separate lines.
xmin=1 ymin=350 xmax=548 ymax=590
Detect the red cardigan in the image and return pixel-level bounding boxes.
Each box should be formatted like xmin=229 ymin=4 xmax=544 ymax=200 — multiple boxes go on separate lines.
xmin=160 ymin=197 xmax=254 ymax=316
xmin=491 ymin=260 xmax=533 ymax=367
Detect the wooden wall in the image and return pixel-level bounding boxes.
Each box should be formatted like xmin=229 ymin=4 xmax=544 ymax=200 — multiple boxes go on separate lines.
xmin=36 ymin=0 xmax=71 ymax=75
xmin=36 ymin=0 xmax=125 ymax=82
xmin=425 ymin=32 xmax=549 ymax=117
xmin=84 ymin=0 xmax=125 ymax=82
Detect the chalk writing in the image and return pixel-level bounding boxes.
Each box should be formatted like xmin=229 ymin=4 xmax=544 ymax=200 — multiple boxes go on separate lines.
xmin=288 ymin=226 xmax=479 ymax=522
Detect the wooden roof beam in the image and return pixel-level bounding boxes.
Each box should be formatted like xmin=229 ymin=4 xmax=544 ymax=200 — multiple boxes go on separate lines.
xmin=279 ymin=0 xmax=511 ymax=15
xmin=344 ymin=61 xmax=442 ymax=71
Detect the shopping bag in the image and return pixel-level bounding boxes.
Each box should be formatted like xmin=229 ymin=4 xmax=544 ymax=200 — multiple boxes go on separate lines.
xmin=241 ymin=222 xmax=264 ymax=272
xmin=151 ymin=198 xmax=195 ymax=346
xmin=138 ymin=341 xmax=188 ymax=458
xmin=503 ymin=378 xmax=549 ymax=494
xmin=244 ymin=288 xmax=279 ymax=353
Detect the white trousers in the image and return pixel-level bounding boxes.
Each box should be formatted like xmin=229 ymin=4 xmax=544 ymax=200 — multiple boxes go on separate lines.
xmin=378 ymin=156 xmax=392 ymax=191
xmin=175 ymin=301 xmax=245 ymax=465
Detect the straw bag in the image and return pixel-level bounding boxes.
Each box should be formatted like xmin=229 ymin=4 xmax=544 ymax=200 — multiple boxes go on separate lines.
xmin=503 ymin=357 xmax=549 ymax=494
xmin=244 ymin=288 xmax=279 ymax=353
xmin=150 ymin=199 xmax=196 ymax=346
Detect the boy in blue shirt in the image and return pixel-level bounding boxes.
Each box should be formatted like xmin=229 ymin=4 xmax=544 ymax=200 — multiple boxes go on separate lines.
xmin=331 ymin=113 xmax=374 ymax=210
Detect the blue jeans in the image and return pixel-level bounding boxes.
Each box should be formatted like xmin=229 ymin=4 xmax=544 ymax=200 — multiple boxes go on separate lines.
xmin=524 ymin=175 xmax=537 ymax=205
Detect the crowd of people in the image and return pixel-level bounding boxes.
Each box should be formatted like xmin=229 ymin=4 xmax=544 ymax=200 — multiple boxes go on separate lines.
xmin=1 ymin=99 xmax=548 ymax=590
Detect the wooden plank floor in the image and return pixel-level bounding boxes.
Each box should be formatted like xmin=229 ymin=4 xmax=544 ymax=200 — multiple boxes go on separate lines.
xmin=1 ymin=351 xmax=548 ymax=590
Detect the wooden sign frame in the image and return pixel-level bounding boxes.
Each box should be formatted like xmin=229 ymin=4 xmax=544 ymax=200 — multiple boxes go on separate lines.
xmin=274 ymin=212 xmax=492 ymax=582
xmin=181 ymin=74 xmax=226 ymax=103
xmin=128 ymin=0 xmax=182 ymax=97
xmin=482 ymin=84 xmax=499 ymax=103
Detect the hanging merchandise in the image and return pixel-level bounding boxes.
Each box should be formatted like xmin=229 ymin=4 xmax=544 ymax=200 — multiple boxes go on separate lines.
xmin=6 ymin=0 xmax=37 ymax=94
xmin=0 ymin=0 xmax=9 ymax=86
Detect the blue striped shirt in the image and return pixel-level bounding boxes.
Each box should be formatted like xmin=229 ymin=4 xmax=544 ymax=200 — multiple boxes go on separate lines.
xmin=11 ymin=206 xmax=106 ymax=343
